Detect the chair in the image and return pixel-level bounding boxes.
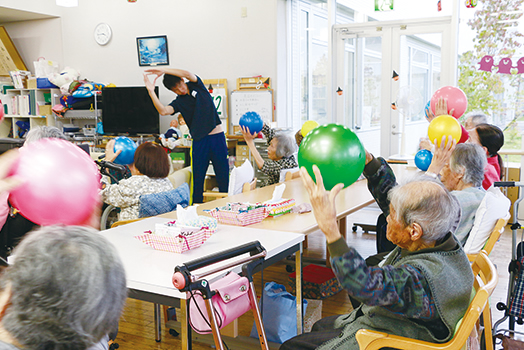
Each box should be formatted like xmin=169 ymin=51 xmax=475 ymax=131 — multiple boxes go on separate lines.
xmin=467 ymin=216 xmax=509 ymax=261
xmin=284 ymin=169 xmax=300 ymax=181
xmin=202 ymin=177 xmax=257 ymax=202
xmin=355 ymin=250 xmax=498 ymax=350
xmin=111 ymin=218 xmax=143 ymax=228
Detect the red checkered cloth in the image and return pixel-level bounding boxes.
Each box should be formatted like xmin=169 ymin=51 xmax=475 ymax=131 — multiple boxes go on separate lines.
xmin=135 ymin=227 xmax=215 ymax=253
xmin=209 ymin=206 xmax=268 ymax=226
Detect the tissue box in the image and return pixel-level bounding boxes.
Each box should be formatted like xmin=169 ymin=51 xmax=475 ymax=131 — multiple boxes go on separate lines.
xmin=265 ymin=198 xmax=295 ymax=216
xmin=134 ymin=219 xmax=217 ymax=253
xmin=288 ymin=264 xmax=342 ymax=299
xmin=208 ymin=203 xmax=268 ymax=226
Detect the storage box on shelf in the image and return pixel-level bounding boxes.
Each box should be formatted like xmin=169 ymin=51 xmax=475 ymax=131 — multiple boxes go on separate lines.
xmin=0 ymin=88 xmax=59 ymax=138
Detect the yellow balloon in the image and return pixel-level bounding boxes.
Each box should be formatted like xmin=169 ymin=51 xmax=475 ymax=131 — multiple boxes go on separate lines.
xmin=427 ymin=115 xmax=462 ymax=147
xmin=301 ymin=120 xmax=320 ymax=137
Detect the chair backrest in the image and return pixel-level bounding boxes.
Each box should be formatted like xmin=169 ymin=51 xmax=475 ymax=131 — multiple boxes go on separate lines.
xmin=356 ymin=250 xmax=498 ymax=350
xmin=463 ymin=187 xmax=510 ymax=255
xmin=111 ymin=218 xmax=143 ymax=228
xmin=466 ymin=216 xmax=508 ymax=262
xmin=284 ymin=169 xmax=300 ymax=181
xmin=242 ymin=177 xmax=257 ymax=192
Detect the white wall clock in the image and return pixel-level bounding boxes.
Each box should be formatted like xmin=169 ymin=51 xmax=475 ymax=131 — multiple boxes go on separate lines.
xmin=94 ymin=23 xmax=112 ymax=46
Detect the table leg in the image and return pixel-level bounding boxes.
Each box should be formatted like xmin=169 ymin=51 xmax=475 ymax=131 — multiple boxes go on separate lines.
xmin=154 ymin=303 xmax=161 ymax=342
xmin=338 ymin=216 xmax=347 ymax=238
xmin=296 ymin=242 xmax=303 ymax=335
xmin=180 ymin=299 xmax=190 ymax=350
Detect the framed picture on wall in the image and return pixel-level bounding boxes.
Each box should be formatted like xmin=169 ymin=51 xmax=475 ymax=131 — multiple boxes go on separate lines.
xmin=136 ymin=35 xmax=169 ymax=67
xmin=0 ymin=26 xmax=28 ymax=76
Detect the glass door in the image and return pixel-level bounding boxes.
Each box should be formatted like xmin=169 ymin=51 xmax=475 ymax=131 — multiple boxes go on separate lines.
xmin=334 ymin=17 xmax=453 ymax=158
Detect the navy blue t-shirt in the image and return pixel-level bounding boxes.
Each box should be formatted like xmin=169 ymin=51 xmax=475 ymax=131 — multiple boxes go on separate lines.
xmin=168 ymin=76 xmax=221 ymax=141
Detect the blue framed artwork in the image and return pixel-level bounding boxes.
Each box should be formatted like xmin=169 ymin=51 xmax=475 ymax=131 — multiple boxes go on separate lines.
xmin=136 ymin=35 xmax=169 ymax=67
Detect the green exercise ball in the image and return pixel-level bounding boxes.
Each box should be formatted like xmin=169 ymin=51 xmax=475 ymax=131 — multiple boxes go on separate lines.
xmin=298 ymin=123 xmax=365 ymax=191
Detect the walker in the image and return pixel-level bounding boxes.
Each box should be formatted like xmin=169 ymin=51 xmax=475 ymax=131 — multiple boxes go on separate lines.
xmin=172 ymin=241 xmax=269 ymax=350
xmin=492 ymin=181 xmax=524 ymax=346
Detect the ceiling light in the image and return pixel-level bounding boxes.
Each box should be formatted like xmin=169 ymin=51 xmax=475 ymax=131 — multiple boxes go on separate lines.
xmin=56 ymin=0 xmax=78 ymax=7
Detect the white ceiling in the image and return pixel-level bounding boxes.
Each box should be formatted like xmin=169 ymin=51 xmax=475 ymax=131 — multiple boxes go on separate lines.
xmin=0 ymin=7 xmax=56 ymax=24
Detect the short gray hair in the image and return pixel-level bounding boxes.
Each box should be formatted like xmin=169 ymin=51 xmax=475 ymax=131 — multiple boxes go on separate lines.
xmin=1 ymin=226 xmax=127 ymax=350
xmin=274 ymin=133 xmax=297 ymax=158
xmin=465 ymin=111 xmax=488 ymax=126
xmin=450 ymin=143 xmax=486 ymax=188
xmin=25 ymin=126 xmax=67 ymax=144
xmin=389 ymin=177 xmax=459 ymax=243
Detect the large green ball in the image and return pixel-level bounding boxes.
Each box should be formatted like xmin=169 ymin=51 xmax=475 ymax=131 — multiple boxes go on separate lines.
xmin=298 ymin=123 xmax=365 ymax=190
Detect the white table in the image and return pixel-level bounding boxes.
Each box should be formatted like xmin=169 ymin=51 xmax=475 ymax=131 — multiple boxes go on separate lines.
xmin=100 ymin=216 xmax=304 ymax=349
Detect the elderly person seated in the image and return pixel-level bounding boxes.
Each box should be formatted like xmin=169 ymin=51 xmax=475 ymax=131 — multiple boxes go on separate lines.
xmin=464 ymin=111 xmax=488 ymax=131
xmin=241 ymin=124 xmax=297 ymax=186
xmin=367 ymin=140 xmax=486 ymax=253
xmin=0 ymin=225 xmax=127 ymax=350
xmin=101 ymin=141 xmax=173 ymax=221
xmin=280 ymin=166 xmax=473 ymax=350
xmin=425 ymin=140 xmax=487 ymax=245
xmin=467 ymin=123 xmax=504 ymax=189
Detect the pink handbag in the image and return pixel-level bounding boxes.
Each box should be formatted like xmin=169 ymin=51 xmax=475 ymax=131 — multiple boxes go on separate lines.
xmin=188 ymin=272 xmax=252 ymax=334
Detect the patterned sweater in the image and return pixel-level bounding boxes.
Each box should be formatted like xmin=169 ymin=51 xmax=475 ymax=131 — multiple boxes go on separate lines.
xmin=260 ymin=124 xmax=297 ymax=186
xmin=100 ymin=175 xmax=173 ymax=221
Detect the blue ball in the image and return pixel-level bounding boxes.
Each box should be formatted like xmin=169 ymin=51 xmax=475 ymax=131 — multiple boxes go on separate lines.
xmin=113 ymin=136 xmax=137 ymax=165
xmin=424 ymin=100 xmax=431 ymax=122
xmin=239 ymin=111 xmax=263 ymax=134
xmin=414 ymin=149 xmax=433 ymax=171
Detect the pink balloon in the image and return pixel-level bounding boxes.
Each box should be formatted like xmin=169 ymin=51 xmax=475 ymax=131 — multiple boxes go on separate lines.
xmin=9 ymin=138 xmax=100 ymax=226
xmin=430 ymin=86 xmax=468 ymax=119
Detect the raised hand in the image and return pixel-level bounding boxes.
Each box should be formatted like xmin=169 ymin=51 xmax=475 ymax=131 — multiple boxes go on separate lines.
xmin=299 ymin=165 xmax=343 ymax=243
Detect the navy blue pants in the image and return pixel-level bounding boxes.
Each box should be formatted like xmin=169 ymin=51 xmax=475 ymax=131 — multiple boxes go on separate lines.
xmin=191 ymin=132 xmax=229 ymax=204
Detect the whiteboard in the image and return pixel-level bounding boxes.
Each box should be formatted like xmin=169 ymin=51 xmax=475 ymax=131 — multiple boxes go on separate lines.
xmin=210 ymin=88 xmax=227 ymax=121
xmin=231 ymin=90 xmax=273 ymax=125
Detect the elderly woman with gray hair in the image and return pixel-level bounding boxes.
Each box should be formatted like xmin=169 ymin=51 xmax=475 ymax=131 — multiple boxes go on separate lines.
xmin=0 ymin=225 xmax=127 ymax=350
xmin=241 ymin=124 xmax=297 ymax=186
xmin=425 ymin=139 xmax=486 ymax=245
xmin=280 ymin=167 xmax=473 ymax=350
xmin=365 ymin=140 xmax=486 ymax=254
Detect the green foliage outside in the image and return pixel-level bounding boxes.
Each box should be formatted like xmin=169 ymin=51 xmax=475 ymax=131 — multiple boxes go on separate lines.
xmin=457 ymin=0 xmax=524 ymax=162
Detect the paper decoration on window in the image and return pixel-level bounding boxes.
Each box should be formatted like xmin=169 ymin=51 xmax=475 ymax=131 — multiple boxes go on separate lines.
xmin=465 ymin=0 xmax=477 ymax=8
xmin=478 ymin=55 xmax=524 ymax=74
xmin=497 ymin=57 xmax=513 ymax=74
xmin=479 ymin=55 xmax=494 ymax=72
xmin=392 ymin=70 xmax=399 ymax=81
xmin=375 ymin=0 xmax=393 ymax=11
xmin=516 ymin=57 xmax=524 ymax=74
xmin=336 ymin=87 xmax=343 ymax=96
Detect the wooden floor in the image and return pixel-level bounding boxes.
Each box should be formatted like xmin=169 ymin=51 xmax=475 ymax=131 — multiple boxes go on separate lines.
xmin=113 ymin=206 xmax=521 ymax=349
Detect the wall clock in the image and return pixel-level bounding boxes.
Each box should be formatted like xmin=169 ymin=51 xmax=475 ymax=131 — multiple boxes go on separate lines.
xmin=94 ymin=23 xmax=112 ymax=46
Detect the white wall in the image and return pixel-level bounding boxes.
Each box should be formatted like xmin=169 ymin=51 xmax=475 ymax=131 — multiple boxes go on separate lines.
xmin=1 ymin=0 xmax=287 ymax=132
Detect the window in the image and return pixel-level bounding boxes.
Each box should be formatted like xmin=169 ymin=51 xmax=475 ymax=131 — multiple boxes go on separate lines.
xmin=289 ymin=0 xmax=353 ymax=130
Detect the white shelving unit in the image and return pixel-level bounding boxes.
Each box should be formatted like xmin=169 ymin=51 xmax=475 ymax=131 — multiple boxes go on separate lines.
xmin=1 ymin=88 xmax=59 ymax=138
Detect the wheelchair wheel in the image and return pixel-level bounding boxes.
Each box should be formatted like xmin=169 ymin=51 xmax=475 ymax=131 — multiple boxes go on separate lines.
xmin=100 ymin=205 xmax=120 ymax=230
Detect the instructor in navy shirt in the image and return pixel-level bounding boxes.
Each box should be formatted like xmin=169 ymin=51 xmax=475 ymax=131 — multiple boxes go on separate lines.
xmin=144 ymin=68 xmax=229 ymax=203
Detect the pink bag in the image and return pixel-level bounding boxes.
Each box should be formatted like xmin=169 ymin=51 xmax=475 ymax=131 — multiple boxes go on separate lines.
xmin=188 ymin=272 xmax=252 ymax=334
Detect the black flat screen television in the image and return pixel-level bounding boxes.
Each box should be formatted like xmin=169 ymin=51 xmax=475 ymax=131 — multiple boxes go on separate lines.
xmin=102 ymin=86 xmax=160 ymax=135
